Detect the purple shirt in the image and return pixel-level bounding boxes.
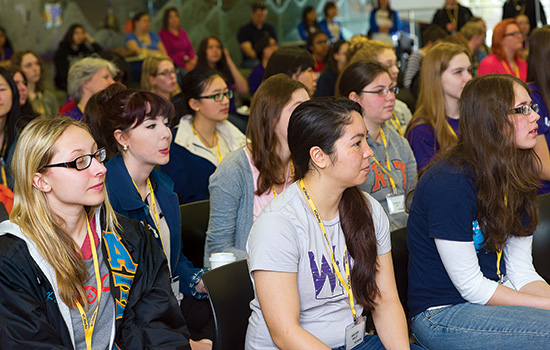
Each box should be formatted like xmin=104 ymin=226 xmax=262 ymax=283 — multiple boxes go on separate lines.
xmin=248 ymin=63 xmax=265 ymax=94
xmin=529 ymin=82 xmax=550 ymax=194
xmin=407 ymin=117 xmax=460 ymax=171
xmin=159 ymin=29 xmax=195 ymax=69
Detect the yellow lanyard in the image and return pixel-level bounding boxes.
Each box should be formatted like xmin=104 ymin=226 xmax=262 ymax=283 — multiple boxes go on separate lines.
xmin=75 ymin=216 xmax=102 ymax=350
xmin=446 ymin=120 xmax=457 ymax=139
xmin=513 ymin=0 xmax=526 ymax=15
xmin=446 ymin=5 xmax=459 ymax=25
xmin=299 ymin=179 xmax=357 ymax=322
xmin=271 ymin=161 xmax=295 ymax=197
xmin=501 ymin=59 xmax=520 ymax=79
xmin=191 ymin=123 xmax=222 ymax=162
xmin=496 ymin=193 xmax=509 ymax=280
xmin=390 ymin=111 xmax=403 ymax=136
xmin=371 ymin=129 xmax=397 ymax=193
xmin=34 ymin=91 xmax=46 ymax=116
xmin=133 ymin=178 xmax=166 ymax=254
xmin=0 ymin=142 xmax=7 ymax=185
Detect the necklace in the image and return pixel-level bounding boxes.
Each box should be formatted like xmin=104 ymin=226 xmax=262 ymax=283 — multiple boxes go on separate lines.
xmin=191 ymin=122 xmax=217 ymax=148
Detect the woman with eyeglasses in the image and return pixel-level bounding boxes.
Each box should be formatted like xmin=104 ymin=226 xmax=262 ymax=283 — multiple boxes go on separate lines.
xmin=407 ymin=74 xmax=550 ymax=349
xmin=204 ymin=74 xmax=309 ymax=265
xmin=140 ymin=55 xmax=180 ymax=101
xmin=526 ymin=26 xmax=550 ymax=194
xmin=162 ymin=68 xmax=246 ymax=205
xmin=347 ymin=40 xmax=413 ymax=136
xmin=99 ymin=83 xmax=214 ymax=345
xmin=405 ymin=42 xmax=472 ymax=171
xmin=338 ymin=61 xmax=417 ymax=231
xmin=0 ymin=116 xmax=200 ymax=349
xmin=477 ymin=19 xmax=527 ymax=81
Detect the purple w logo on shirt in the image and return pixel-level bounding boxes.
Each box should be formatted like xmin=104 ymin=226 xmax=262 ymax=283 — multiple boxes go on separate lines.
xmin=308 ymin=248 xmax=346 ymax=299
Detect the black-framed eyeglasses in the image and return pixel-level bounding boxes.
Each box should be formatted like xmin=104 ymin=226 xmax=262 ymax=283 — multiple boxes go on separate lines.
xmin=503 ymin=31 xmax=522 ymax=38
xmin=155 ymin=69 xmax=177 ymax=77
xmin=41 ymin=148 xmax=107 ymax=171
xmin=196 ymin=90 xmax=233 ymax=102
xmin=362 ymin=87 xmax=399 ymax=97
xmin=510 ymin=103 xmax=539 ymax=116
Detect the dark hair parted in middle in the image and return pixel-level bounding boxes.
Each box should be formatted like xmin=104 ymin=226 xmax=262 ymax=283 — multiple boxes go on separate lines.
xmin=337 ymin=60 xmax=391 ymax=98
xmin=247 ymin=73 xmax=306 ymax=195
xmin=97 ymin=82 xmax=175 ymax=157
xmin=263 ymin=47 xmax=314 ymax=80
xmin=287 ymin=96 xmax=380 ymax=310
xmin=446 ymin=74 xmax=538 ymax=251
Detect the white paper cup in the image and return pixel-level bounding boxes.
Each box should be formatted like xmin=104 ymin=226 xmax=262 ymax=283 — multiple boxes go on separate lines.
xmin=209 ymin=253 xmax=236 ymax=269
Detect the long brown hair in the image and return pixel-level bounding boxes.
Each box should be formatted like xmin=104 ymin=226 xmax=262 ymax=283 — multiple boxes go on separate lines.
xmin=406 ymin=42 xmax=470 ymax=153
xmin=441 ymin=74 xmax=538 ymax=251
xmin=11 ymin=50 xmax=45 ymax=93
xmin=527 ymin=26 xmax=550 ymax=112
xmin=288 ymin=97 xmax=379 ymax=310
xmin=247 ymin=74 xmax=306 ymax=195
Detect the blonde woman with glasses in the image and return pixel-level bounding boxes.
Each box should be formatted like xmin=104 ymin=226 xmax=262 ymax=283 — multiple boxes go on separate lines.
xmin=141 ymin=55 xmax=180 ymax=101
xmin=0 ymin=116 xmax=195 ymax=349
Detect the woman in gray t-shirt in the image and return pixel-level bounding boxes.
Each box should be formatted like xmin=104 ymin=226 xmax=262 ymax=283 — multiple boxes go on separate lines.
xmin=246 ymin=97 xmax=418 ymax=349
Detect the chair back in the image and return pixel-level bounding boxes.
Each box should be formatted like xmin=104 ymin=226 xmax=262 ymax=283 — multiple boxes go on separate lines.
xmin=391 ymin=226 xmax=409 ymax=316
xmin=202 ymin=259 xmax=254 ymax=350
xmin=533 ymin=193 xmax=550 ymax=283
xmin=180 ymin=200 xmax=210 ymax=268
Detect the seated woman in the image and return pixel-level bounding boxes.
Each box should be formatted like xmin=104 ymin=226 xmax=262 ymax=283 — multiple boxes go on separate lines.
xmin=339 ymin=61 xmax=417 ymax=231
xmin=348 ymin=40 xmax=412 ymax=135
xmin=316 ymin=39 xmax=348 ymax=97
xmin=54 ymin=24 xmax=103 ymax=91
xmin=527 ymin=26 xmax=550 ymax=194
xmin=0 ymin=26 xmax=13 ymax=62
xmin=162 ymin=68 xmax=246 ymax=205
xmin=0 ymin=67 xmax=20 ymax=193
xmin=319 ymin=1 xmax=343 ymax=43
xmin=368 ymin=0 xmax=401 ymax=44
xmin=263 ymin=47 xmax=317 ymax=96
xmin=159 ymin=7 xmax=197 ymax=71
xmin=5 ymin=65 xmax=39 ymax=131
xmin=58 ymin=56 xmax=117 ymax=121
xmin=204 ymin=74 xmax=309 ymax=265
xmin=11 ymin=50 xmax=59 ymax=117
xmin=307 ymin=31 xmax=330 ymax=72
xmin=98 ymin=83 xmax=214 ymax=343
xmin=407 ymin=74 xmax=550 ymax=349
xmin=477 ymin=19 xmax=526 ymax=81
xmin=125 ymin=11 xmax=167 ymax=57
xmin=246 ymin=97 xmax=419 ymax=349
xmin=297 ymin=6 xmax=320 ymax=41
xmin=405 ymin=42 xmax=472 ymax=170
xmin=196 ymin=36 xmax=249 ymax=110
xmin=0 ymin=116 xmax=198 ymax=349
xmin=140 ymin=55 xmax=180 ymax=101
xmin=248 ymin=36 xmax=278 ymax=94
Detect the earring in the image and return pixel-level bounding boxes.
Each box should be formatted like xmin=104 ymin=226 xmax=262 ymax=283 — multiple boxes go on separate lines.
xmin=195 ymin=108 xmax=200 ymax=112
xmin=123 ymin=144 xmax=128 ymax=151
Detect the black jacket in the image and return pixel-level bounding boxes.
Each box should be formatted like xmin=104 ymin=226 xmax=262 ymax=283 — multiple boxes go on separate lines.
xmin=54 ymin=41 xmax=102 ymax=91
xmin=0 ymin=212 xmax=191 ymax=349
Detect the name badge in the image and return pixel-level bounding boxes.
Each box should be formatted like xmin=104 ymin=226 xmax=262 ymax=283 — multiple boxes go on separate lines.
xmin=386 ymin=193 xmax=405 ymax=215
xmin=171 ymin=276 xmax=182 ymax=302
xmin=345 ymin=316 xmax=366 ymax=350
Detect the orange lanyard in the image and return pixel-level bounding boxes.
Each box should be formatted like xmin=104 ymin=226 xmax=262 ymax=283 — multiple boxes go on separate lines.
xmin=371 ymin=129 xmax=397 ymax=194
xmin=299 ymin=179 xmax=357 ymax=322
xmin=75 ymin=216 xmax=102 ymax=350
xmin=501 ymin=59 xmax=520 ymax=79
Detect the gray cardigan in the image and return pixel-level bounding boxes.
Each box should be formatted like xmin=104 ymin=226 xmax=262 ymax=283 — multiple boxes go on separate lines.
xmin=204 ymin=148 xmax=254 ymax=266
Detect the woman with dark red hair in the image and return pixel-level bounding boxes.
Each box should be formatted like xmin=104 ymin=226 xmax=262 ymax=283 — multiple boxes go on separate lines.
xmin=477 ymin=19 xmax=527 ymax=81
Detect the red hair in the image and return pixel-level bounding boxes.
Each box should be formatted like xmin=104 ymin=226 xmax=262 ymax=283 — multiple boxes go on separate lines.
xmin=491 ymin=19 xmax=521 ymax=61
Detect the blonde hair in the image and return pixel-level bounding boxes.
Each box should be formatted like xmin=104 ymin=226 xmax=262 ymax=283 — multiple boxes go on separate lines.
xmin=406 ymin=42 xmax=470 ymax=153
xmin=140 ymin=55 xmax=180 ymax=97
xmin=348 ymin=40 xmax=393 ymax=65
xmin=10 ymin=116 xmax=119 ymax=310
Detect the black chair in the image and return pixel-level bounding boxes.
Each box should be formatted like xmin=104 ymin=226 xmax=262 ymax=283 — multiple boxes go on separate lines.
xmin=391 ymin=227 xmax=409 ymax=316
xmin=533 ymin=193 xmax=550 ymax=283
xmin=180 ymin=200 xmax=210 ymax=268
xmin=201 ymin=259 xmax=254 ymax=350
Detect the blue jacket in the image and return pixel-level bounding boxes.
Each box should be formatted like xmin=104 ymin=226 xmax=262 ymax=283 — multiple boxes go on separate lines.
xmin=369 ymin=8 xmax=401 ymax=35
xmin=319 ymin=18 xmax=343 ymax=42
xmin=105 ymin=154 xmax=203 ymax=297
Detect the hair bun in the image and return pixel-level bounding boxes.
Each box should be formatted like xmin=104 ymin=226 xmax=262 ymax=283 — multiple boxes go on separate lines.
xmin=96 ymin=82 xmax=127 ymax=106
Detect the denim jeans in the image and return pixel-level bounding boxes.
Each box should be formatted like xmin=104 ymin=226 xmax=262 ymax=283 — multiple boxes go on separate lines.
xmin=332 ymin=334 xmax=424 ymax=350
xmin=411 ymin=303 xmax=550 ymax=350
